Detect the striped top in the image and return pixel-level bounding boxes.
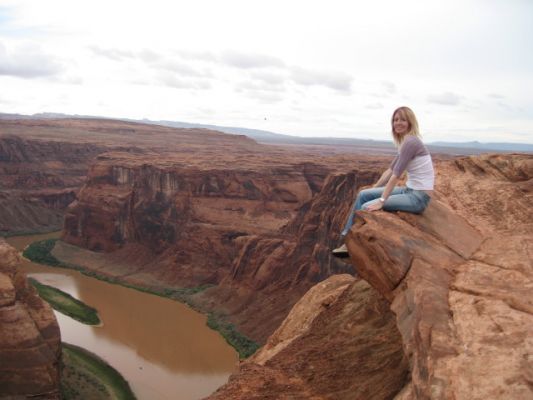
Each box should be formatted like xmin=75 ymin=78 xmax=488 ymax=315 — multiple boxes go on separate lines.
xmin=390 ymin=135 xmax=434 ymax=190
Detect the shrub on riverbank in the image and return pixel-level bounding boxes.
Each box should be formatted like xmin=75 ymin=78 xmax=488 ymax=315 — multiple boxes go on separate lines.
xmin=23 ymin=238 xmax=61 ymax=266
xmin=61 ymin=343 xmax=136 ymax=400
xmin=207 ymin=313 xmax=260 ymax=359
xmin=29 ymin=278 xmax=101 ymax=325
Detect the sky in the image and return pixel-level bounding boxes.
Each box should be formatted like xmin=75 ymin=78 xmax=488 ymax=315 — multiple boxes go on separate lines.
xmin=0 ymin=0 xmax=532 ymax=143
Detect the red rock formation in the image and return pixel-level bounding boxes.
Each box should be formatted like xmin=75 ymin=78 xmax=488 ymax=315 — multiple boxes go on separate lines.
xmin=58 ymin=150 xmax=385 ymax=341
xmin=1 ymin=117 xmax=258 ymax=235
xmin=203 ymin=153 xmax=532 ymax=400
xmin=208 ymin=275 xmax=408 ymax=400
xmin=0 ymin=239 xmax=61 ymax=398
xmin=0 ymin=135 xmax=106 ymax=234
xmin=345 ymin=153 xmax=533 ymax=399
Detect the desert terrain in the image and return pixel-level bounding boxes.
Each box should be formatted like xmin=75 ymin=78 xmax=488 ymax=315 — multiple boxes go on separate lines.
xmin=1 ymin=118 xmax=531 ymax=399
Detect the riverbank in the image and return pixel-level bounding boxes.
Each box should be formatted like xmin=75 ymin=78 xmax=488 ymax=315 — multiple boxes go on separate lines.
xmin=61 ymin=343 xmax=136 ymax=400
xmin=29 ymin=277 xmax=101 ymax=325
xmin=24 ymin=238 xmax=259 ymax=358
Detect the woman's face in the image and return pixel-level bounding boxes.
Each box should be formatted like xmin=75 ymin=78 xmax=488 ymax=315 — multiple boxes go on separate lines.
xmin=393 ymin=111 xmax=410 ymax=135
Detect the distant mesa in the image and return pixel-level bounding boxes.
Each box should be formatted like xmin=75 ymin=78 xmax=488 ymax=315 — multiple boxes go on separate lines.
xmin=1 ymin=112 xmax=531 ymax=154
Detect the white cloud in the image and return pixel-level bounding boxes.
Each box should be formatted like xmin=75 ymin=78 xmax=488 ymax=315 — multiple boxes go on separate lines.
xmin=88 ymin=46 xmax=135 ymax=61
xmin=156 ymin=71 xmax=211 ymax=90
xmin=290 ymin=67 xmax=353 ymax=93
xmin=0 ymin=42 xmax=62 ymax=78
xmin=427 ymin=92 xmax=462 ymax=106
xmin=365 ymin=102 xmax=384 ymax=110
xmin=221 ymin=50 xmax=285 ymax=69
xmin=0 ymin=0 xmax=531 ymax=142
xmin=382 ymin=81 xmax=396 ymax=94
xmin=250 ymin=71 xmax=286 ymax=85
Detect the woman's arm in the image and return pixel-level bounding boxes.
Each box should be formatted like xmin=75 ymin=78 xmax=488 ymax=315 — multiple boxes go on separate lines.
xmin=366 ymin=173 xmax=400 ymax=211
xmin=373 ymin=168 xmax=393 ymax=187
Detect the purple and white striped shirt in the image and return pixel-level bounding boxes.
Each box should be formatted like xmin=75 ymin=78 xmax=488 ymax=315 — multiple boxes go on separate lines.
xmin=390 ymin=135 xmax=434 ymax=190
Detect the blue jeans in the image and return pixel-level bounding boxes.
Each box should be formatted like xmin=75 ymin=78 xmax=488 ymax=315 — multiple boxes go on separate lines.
xmin=340 ymin=186 xmax=431 ymax=237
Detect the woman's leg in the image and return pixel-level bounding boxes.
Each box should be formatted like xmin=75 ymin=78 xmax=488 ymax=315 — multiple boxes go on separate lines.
xmin=341 ymin=186 xmax=403 ymax=237
xmin=365 ymin=188 xmax=431 ymax=214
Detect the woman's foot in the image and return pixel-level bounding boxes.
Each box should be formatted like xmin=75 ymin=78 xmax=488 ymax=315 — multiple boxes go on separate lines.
xmin=332 ymin=243 xmax=349 ymax=258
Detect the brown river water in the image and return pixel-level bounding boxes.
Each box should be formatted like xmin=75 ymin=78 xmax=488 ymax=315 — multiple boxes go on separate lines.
xmin=7 ymin=232 xmax=238 ymax=400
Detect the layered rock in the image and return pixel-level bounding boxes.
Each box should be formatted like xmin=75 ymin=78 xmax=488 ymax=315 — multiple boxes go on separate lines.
xmin=204 ymin=153 xmax=531 ymax=399
xmin=197 ymin=170 xmax=379 ymax=341
xmin=58 ymin=150 xmax=385 ymax=341
xmin=208 ymin=275 xmax=408 ymax=400
xmin=0 ymin=239 xmax=61 ymax=399
xmin=0 ymin=135 xmax=106 ymax=235
xmin=0 ymin=117 xmax=258 ymax=235
xmin=345 ymin=153 xmax=533 ymax=399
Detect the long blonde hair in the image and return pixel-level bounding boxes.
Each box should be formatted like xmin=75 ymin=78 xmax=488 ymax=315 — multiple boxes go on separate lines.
xmin=391 ymin=106 xmax=420 ymax=145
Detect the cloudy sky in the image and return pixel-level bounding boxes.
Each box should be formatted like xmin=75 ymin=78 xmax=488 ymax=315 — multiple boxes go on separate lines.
xmin=0 ymin=0 xmax=532 ymax=143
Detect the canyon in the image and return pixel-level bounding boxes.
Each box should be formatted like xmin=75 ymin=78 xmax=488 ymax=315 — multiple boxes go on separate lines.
xmin=1 ymin=118 xmax=531 ymax=399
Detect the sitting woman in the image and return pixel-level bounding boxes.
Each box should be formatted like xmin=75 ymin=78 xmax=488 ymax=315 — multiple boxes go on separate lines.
xmin=332 ymin=106 xmax=434 ymax=257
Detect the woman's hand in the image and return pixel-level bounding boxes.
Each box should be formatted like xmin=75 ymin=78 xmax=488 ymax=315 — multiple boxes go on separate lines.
xmin=366 ymin=201 xmax=383 ymax=212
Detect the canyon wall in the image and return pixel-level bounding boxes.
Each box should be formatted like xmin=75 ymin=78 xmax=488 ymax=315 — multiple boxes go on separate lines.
xmin=59 ymin=151 xmax=385 ymax=340
xmin=204 ymin=153 xmax=532 ymax=399
xmin=0 ymin=239 xmax=61 ymax=399
xmin=0 ymin=117 xmax=256 ymax=235
xmin=0 ymin=135 xmax=106 ymax=235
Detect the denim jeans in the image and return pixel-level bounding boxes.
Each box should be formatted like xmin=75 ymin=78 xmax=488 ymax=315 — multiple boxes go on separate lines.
xmin=340 ymin=186 xmax=431 ymax=237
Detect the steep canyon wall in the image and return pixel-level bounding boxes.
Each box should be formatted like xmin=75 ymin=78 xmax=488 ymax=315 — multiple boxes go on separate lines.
xmin=60 ymin=152 xmax=385 ymax=340
xmin=0 ymin=239 xmax=61 ymax=399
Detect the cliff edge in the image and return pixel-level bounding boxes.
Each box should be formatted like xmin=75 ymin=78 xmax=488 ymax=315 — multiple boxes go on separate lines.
xmin=349 ymin=153 xmax=532 ymax=398
xmin=207 ymin=153 xmax=532 ymax=399
xmin=0 ymin=239 xmax=62 ymax=399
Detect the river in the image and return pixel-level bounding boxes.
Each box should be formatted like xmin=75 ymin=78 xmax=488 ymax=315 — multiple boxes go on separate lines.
xmin=7 ymin=232 xmax=238 ymax=400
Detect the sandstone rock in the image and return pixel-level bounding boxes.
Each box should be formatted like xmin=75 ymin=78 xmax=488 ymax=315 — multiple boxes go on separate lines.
xmin=59 ymin=148 xmax=386 ymax=342
xmin=0 ymin=239 xmax=61 ymax=399
xmin=207 ymin=276 xmax=408 ymax=400
xmin=344 ymin=153 xmax=533 ymax=400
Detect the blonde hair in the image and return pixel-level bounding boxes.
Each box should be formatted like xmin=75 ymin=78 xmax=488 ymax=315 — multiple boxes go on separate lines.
xmin=391 ymin=106 xmax=420 ymax=145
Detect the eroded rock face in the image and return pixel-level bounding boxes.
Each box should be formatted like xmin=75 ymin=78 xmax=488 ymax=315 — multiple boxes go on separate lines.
xmin=0 ymin=135 xmax=106 ymax=235
xmin=207 ymin=275 xmax=408 ymax=400
xmin=346 ymin=153 xmax=533 ymax=399
xmin=0 ymin=239 xmax=61 ymax=399
xmin=60 ymin=152 xmax=384 ymax=341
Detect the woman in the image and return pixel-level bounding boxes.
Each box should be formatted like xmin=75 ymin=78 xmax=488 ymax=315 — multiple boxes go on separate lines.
xmin=332 ymin=106 xmax=434 ymax=257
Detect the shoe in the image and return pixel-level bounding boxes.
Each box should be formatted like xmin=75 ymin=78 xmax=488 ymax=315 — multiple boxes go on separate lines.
xmin=332 ymin=243 xmax=349 ymax=258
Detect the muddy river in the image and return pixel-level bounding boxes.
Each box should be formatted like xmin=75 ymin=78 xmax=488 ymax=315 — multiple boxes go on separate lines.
xmin=7 ymin=232 xmax=238 ymax=400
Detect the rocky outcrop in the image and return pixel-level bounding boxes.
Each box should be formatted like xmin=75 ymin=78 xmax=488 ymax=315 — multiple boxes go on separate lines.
xmin=205 ymin=153 xmax=532 ymax=400
xmin=208 ymin=275 xmax=408 ymax=400
xmin=345 ymin=153 xmax=533 ymax=399
xmin=0 ymin=239 xmax=61 ymax=399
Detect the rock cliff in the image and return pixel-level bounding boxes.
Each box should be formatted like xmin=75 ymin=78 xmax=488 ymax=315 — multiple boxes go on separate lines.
xmin=208 ymin=275 xmax=408 ymax=400
xmin=59 ymin=150 xmax=386 ymax=340
xmin=0 ymin=239 xmax=61 ymax=399
xmin=0 ymin=117 xmax=258 ymax=235
xmin=0 ymin=134 xmax=105 ymax=235
xmin=206 ymin=153 xmax=532 ymax=399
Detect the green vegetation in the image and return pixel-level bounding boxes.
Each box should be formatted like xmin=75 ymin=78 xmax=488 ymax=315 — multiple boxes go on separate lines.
xmin=24 ymin=238 xmax=259 ymax=358
xmin=61 ymin=343 xmax=136 ymax=400
xmin=207 ymin=313 xmax=260 ymax=359
xmin=23 ymin=238 xmax=61 ymax=266
xmin=29 ymin=278 xmax=101 ymax=325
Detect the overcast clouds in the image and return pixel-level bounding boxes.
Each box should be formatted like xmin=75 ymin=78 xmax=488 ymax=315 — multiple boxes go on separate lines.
xmin=0 ymin=0 xmax=532 ymax=143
